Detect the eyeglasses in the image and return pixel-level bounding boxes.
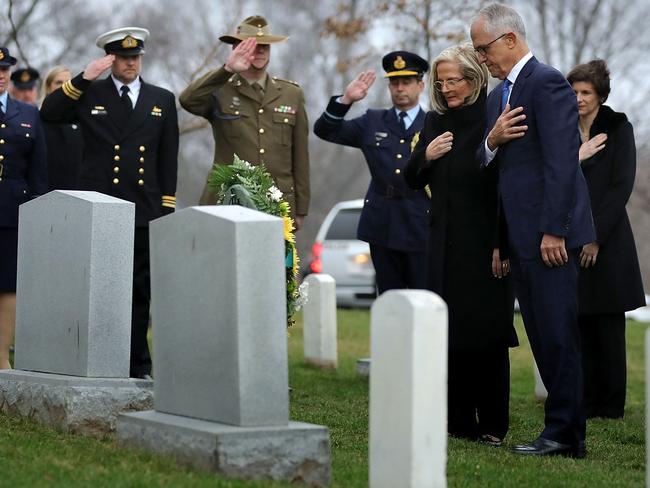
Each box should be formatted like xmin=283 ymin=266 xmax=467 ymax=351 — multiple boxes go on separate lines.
xmin=433 ymin=78 xmax=466 ymax=90
xmin=474 ymin=33 xmax=508 ymax=55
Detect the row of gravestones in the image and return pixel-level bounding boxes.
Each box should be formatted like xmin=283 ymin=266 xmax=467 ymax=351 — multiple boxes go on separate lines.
xmin=0 ymin=190 xmax=452 ymax=487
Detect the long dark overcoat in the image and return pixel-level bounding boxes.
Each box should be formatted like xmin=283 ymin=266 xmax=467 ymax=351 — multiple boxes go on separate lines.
xmin=405 ymin=90 xmax=517 ymax=350
xmin=578 ymin=105 xmax=645 ymax=314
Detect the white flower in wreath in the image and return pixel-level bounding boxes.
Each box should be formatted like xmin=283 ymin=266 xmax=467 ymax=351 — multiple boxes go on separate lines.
xmin=267 ymin=185 xmax=283 ymax=202
xmin=295 ymin=281 xmax=309 ymax=311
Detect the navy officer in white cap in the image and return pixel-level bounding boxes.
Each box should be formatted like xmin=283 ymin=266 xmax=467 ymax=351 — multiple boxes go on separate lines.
xmin=41 ymin=27 xmax=179 ymax=379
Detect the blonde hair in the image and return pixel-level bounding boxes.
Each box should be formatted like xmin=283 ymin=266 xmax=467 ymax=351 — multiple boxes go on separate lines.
xmin=42 ymin=66 xmax=72 ymax=96
xmin=429 ymin=43 xmax=488 ymax=113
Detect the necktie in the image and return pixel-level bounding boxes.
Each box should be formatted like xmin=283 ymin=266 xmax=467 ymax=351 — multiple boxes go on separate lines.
xmin=398 ymin=111 xmax=407 ymax=132
xmin=0 ymin=100 xmax=4 ymax=115
xmin=501 ymin=79 xmax=512 ymax=112
xmin=120 ymin=85 xmax=133 ymax=112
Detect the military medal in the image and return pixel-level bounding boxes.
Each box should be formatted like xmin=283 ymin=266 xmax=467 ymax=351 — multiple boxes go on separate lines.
xmin=274 ymin=105 xmax=296 ymax=114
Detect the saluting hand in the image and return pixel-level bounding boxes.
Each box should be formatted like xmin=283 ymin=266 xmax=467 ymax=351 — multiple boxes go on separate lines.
xmin=486 ymin=104 xmax=528 ymax=150
xmin=579 ymin=133 xmax=607 ymax=162
xmin=82 ymin=55 xmax=115 ymax=81
xmin=340 ymin=70 xmax=376 ymax=104
xmin=225 ymin=37 xmax=257 ymax=73
xmin=425 ymin=131 xmax=453 ymax=161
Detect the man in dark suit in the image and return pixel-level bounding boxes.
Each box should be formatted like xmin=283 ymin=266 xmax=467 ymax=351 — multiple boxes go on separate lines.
xmin=41 ymin=28 xmax=179 ymax=379
xmin=313 ymin=51 xmax=430 ymax=294
xmin=470 ymin=4 xmax=595 ymax=457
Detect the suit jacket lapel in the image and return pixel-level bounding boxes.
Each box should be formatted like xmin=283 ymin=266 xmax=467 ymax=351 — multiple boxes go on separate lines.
xmin=383 ymin=109 xmax=402 ymax=137
xmin=508 ymin=56 xmax=538 ymax=109
xmin=407 ymin=108 xmax=425 ymax=136
xmin=98 ymin=77 xmax=127 ymax=135
xmin=232 ymin=74 xmax=262 ymax=104
xmin=122 ymin=80 xmax=154 ymax=137
xmin=261 ymin=77 xmax=281 ymax=107
xmin=3 ymin=97 xmax=20 ymax=122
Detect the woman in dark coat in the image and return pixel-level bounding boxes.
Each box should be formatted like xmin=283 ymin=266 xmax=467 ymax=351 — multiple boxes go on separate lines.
xmin=0 ymin=47 xmax=48 ymax=369
xmin=40 ymin=66 xmax=83 ymax=190
xmin=405 ymin=43 xmax=517 ymax=445
xmin=567 ymin=59 xmax=645 ymax=419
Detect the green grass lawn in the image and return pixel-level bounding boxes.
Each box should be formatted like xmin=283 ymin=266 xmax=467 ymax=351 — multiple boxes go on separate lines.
xmin=0 ymin=310 xmax=647 ymax=487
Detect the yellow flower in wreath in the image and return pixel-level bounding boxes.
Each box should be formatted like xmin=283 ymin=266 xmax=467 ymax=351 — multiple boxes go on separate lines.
xmin=283 ymin=216 xmax=295 ymax=243
xmin=292 ymin=246 xmax=299 ymax=277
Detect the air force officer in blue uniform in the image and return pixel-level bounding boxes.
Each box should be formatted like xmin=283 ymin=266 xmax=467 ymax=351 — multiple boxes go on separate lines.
xmin=314 ymin=51 xmax=430 ymax=293
xmin=0 ymin=47 xmax=47 ymax=369
xmin=471 ymin=4 xmax=595 ymax=458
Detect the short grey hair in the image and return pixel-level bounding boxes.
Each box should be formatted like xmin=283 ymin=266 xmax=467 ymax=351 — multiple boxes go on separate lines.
xmin=475 ymin=3 xmax=526 ymax=39
xmin=429 ymin=43 xmax=488 ymax=113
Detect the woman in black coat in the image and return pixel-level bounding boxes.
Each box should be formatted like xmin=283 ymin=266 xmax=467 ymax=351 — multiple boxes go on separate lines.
xmin=40 ymin=66 xmax=83 ymax=190
xmin=568 ymin=60 xmax=645 ymax=419
xmin=405 ymin=44 xmax=517 ymax=445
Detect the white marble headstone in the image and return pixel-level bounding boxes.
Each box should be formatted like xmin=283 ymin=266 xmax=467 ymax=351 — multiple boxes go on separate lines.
xmin=15 ymin=190 xmax=135 ymax=377
xmin=303 ymin=273 xmax=337 ymax=369
xmin=150 ymin=206 xmax=288 ymax=427
xmin=369 ymin=290 xmax=448 ymax=488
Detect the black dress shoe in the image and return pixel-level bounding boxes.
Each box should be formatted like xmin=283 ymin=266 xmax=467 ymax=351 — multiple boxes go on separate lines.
xmin=478 ymin=434 xmax=503 ymax=447
xmin=511 ymin=437 xmax=585 ymax=458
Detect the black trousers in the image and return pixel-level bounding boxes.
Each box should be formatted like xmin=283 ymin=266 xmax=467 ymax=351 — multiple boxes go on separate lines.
xmin=510 ymin=252 xmax=585 ymax=445
xmin=130 ymin=227 xmax=152 ymax=377
xmin=448 ymin=346 xmax=511 ymax=440
xmin=578 ymin=313 xmax=626 ymax=418
xmin=369 ymin=244 xmax=427 ymax=294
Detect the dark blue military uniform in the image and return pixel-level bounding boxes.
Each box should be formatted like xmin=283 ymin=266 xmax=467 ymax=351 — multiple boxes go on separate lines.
xmin=40 ymin=29 xmax=179 ymax=378
xmin=314 ymin=99 xmax=430 ymax=293
xmin=314 ymin=50 xmax=430 ymax=293
xmin=0 ymin=96 xmax=48 ymax=291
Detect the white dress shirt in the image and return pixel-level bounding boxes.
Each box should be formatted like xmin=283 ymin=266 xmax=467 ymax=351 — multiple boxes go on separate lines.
xmin=393 ymin=104 xmax=421 ymax=131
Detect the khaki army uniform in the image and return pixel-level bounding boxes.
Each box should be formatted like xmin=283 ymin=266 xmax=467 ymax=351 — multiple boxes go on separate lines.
xmin=180 ymin=67 xmax=310 ymax=216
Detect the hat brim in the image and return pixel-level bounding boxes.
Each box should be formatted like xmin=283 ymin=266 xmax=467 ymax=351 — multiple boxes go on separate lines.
xmin=107 ymin=47 xmax=146 ymax=56
xmin=0 ymin=56 xmax=17 ymax=67
xmin=12 ymin=82 xmax=37 ymax=90
xmin=219 ymin=34 xmax=288 ymax=45
xmin=384 ymin=70 xmax=422 ymax=78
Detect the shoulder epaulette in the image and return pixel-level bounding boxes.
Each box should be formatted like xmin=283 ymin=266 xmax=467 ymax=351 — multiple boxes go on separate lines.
xmin=272 ymin=76 xmax=300 ymax=87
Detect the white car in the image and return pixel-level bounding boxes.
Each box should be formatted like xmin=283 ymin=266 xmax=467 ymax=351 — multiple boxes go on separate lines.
xmin=307 ymin=199 xmax=376 ymax=307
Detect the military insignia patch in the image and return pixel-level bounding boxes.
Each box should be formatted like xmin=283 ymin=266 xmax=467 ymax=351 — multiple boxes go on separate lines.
xmin=91 ymin=105 xmax=107 ymax=115
xmin=374 ymin=131 xmax=388 ymax=140
xmin=0 ymin=51 xmax=4 ymax=60
xmin=20 ymin=123 xmax=32 ymax=128
xmin=151 ymin=106 xmax=162 ymax=116
xmin=122 ymin=35 xmax=138 ymax=48
xmin=394 ymin=56 xmax=406 ymax=69
xmin=20 ymin=71 xmax=30 ymax=83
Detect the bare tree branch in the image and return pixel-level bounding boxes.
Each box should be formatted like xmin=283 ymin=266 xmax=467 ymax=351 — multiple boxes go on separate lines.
xmin=5 ymin=0 xmax=41 ymax=63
